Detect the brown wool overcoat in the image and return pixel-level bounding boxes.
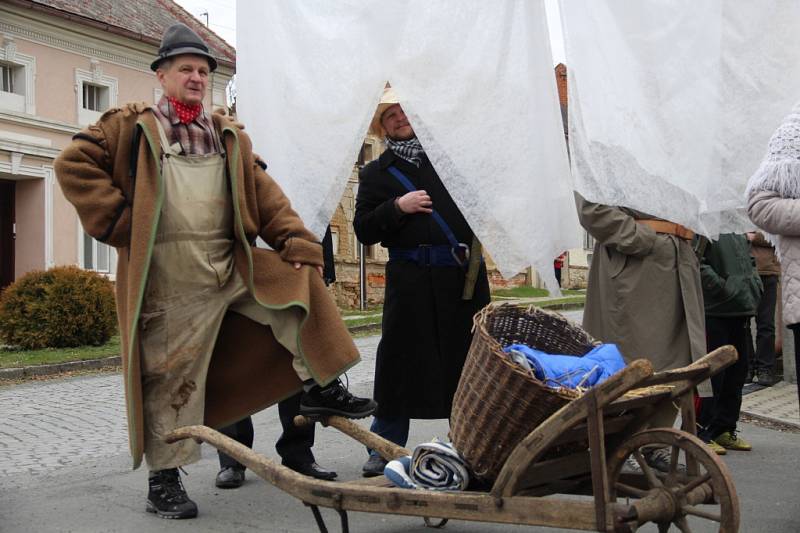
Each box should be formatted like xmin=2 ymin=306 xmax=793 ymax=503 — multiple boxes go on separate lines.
xmin=54 ymin=103 xmax=360 ymax=469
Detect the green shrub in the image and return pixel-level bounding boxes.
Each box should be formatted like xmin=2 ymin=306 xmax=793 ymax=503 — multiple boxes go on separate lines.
xmin=0 ymin=266 xmax=117 ymax=349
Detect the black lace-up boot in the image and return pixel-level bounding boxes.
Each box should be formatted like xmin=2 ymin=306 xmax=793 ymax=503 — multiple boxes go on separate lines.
xmin=146 ymin=468 xmax=198 ymax=519
xmin=299 ymin=379 xmax=377 ymax=419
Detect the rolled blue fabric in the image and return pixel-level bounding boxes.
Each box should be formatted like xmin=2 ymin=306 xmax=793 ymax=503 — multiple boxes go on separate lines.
xmin=503 ymin=343 xmax=626 ymax=389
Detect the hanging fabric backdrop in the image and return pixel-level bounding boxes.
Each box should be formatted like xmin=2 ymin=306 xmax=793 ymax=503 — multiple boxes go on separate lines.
xmin=237 ymin=0 xmax=579 ymax=283
xmin=560 ymin=0 xmax=800 ymax=237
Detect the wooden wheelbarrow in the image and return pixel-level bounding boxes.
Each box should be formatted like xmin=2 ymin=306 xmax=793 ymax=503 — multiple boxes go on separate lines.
xmin=166 ymin=345 xmax=740 ymax=533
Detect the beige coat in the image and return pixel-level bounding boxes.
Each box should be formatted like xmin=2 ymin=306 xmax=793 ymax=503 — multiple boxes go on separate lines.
xmin=576 ymin=194 xmax=708 ymax=388
xmin=55 ymin=103 xmax=360 ymax=468
xmin=748 ymin=190 xmax=800 ymax=325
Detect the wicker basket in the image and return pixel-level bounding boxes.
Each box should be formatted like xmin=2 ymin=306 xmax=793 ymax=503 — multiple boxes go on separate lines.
xmin=449 ymin=303 xmax=597 ymax=482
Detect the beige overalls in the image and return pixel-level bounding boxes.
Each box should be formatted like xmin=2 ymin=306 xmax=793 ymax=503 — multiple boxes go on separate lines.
xmin=140 ymin=117 xmax=311 ymax=471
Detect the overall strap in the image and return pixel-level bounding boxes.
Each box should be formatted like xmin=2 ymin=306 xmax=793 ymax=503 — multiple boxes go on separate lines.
xmin=387 ymin=165 xmax=460 ymax=249
xmin=151 ymin=115 xmax=181 ymax=155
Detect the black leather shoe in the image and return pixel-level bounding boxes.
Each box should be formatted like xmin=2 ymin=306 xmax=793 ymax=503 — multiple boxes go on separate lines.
xmin=146 ymin=468 xmax=198 ymax=519
xmin=283 ymin=461 xmax=338 ymax=481
xmin=215 ymin=466 xmax=245 ymax=489
xmin=361 ymin=455 xmax=388 ymax=478
xmin=300 ymin=379 xmax=377 ymax=419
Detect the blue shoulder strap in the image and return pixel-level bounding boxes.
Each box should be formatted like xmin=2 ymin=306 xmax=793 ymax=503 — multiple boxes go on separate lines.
xmin=387 ymin=165 xmax=460 ymax=249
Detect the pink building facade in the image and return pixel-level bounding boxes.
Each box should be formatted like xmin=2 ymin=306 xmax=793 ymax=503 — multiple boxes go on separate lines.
xmin=0 ymin=0 xmax=235 ymax=290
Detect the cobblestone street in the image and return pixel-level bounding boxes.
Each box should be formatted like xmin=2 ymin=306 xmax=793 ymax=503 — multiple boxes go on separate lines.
xmin=0 ymin=336 xmax=380 ymax=478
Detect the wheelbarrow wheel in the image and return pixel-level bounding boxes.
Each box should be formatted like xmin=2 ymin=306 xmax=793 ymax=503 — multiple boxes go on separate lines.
xmin=606 ymin=428 xmax=739 ymax=532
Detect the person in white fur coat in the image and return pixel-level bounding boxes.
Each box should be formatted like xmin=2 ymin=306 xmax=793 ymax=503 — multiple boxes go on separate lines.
xmin=746 ymin=104 xmax=800 ymax=409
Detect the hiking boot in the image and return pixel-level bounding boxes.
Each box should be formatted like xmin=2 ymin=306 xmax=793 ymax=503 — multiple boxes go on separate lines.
xmin=754 ymin=370 xmax=778 ymax=387
xmin=362 ymin=454 xmax=388 ymax=478
xmin=705 ymin=439 xmax=727 ymax=455
xmin=146 ymin=468 xmax=198 ymax=519
xmin=714 ymin=431 xmax=752 ymax=451
xmin=300 ymin=379 xmax=377 ymax=419
xmin=644 ymin=447 xmax=686 ymax=474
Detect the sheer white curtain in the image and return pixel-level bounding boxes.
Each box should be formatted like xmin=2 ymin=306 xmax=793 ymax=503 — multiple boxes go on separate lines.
xmin=237 ymin=0 xmax=579 ymax=283
xmin=560 ymin=0 xmax=800 ymax=237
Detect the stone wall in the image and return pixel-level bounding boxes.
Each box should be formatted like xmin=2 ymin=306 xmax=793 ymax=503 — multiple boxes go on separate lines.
xmin=564 ymin=265 xmax=589 ymax=289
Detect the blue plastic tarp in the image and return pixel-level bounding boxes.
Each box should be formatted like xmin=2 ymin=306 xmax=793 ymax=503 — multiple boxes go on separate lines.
xmin=502 ymin=343 xmax=626 ymax=389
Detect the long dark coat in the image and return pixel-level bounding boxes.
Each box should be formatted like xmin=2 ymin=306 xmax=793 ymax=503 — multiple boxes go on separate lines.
xmin=354 ymin=149 xmax=490 ymax=419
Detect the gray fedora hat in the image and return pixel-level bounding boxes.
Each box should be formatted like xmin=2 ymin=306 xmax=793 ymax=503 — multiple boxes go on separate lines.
xmin=151 ymin=23 xmax=217 ymax=72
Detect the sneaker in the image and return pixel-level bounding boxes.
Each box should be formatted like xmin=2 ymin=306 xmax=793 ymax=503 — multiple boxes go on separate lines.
xmin=215 ymin=466 xmax=245 ymax=489
xmin=146 ymin=468 xmax=198 ymax=519
xmin=643 ymin=448 xmax=686 ymax=474
xmin=754 ymin=370 xmax=778 ymax=387
xmin=299 ymin=379 xmax=377 ymax=419
xmin=621 ymin=455 xmax=642 ymax=474
xmin=362 ymin=454 xmax=388 ymax=478
xmin=714 ymin=431 xmax=752 ymax=451
xmin=705 ymin=439 xmax=727 ymax=455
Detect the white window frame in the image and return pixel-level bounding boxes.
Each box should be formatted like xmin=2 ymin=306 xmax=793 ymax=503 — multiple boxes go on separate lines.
xmin=81 ymin=82 xmax=108 ymax=112
xmin=0 ymin=38 xmax=35 ymax=115
xmin=330 ymin=227 xmax=339 ymax=256
xmin=357 ymin=141 xmax=374 ymax=167
xmin=583 ymin=230 xmax=595 ymax=251
xmin=78 ymin=225 xmax=117 ymax=279
xmin=75 ymin=63 xmax=117 ymax=126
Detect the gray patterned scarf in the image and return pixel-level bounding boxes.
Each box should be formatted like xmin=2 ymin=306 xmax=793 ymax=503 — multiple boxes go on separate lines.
xmin=387 ymin=136 xmax=425 ymax=167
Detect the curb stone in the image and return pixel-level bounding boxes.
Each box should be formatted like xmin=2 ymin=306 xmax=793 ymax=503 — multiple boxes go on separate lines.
xmin=0 ymin=356 xmax=121 ymax=381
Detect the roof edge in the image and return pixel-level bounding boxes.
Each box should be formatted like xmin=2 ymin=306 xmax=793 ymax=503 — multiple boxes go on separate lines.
xmin=4 ymin=0 xmax=235 ymax=69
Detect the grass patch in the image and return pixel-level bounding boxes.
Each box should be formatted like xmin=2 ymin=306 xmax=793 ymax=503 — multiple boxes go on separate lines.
xmin=344 ymin=316 xmax=383 ymax=329
xmin=537 ymin=296 xmax=585 ymax=308
xmin=0 ymin=335 xmax=120 ymax=369
xmin=490 ymin=286 xmax=584 ymax=299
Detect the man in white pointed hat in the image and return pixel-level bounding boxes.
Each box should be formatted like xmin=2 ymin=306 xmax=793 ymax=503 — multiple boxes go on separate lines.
xmin=354 ymin=87 xmax=490 ymax=476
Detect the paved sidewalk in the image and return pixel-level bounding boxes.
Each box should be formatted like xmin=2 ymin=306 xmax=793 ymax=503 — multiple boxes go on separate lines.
xmin=741 ymin=381 xmax=800 ymax=428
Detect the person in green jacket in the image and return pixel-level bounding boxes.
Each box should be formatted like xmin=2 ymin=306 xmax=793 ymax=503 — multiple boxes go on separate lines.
xmin=697 ymin=233 xmax=763 ymax=453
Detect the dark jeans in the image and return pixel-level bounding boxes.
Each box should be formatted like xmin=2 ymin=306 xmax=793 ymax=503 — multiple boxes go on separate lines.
xmin=367 ymin=417 xmax=410 ymax=457
xmin=218 ymin=391 xmax=315 ymax=470
xmin=791 ymin=324 xmax=800 ymax=409
xmin=752 ymin=275 xmax=778 ymax=372
xmin=698 ymin=316 xmax=750 ymax=441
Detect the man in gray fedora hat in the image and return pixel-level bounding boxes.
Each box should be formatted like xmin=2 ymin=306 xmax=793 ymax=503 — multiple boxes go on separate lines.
xmin=55 ymin=22 xmax=375 ymax=519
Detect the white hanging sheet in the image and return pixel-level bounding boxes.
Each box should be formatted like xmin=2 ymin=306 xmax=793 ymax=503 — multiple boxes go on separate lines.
xmin=237 ymin=0 xmax=579 ymax=283
xmin=560 ymin=0 xmax=800 ymax=237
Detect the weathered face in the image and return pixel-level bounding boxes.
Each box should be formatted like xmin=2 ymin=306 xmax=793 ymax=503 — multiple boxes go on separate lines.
xmin=156 ymin=54 xmax=210 ymax=106
xmin=381 ymin=104 xmax=415 ymax=141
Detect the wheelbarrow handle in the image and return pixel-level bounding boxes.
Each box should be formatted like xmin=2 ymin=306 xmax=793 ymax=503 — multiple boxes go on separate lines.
xmin=294 ymin=415 xmax=411 ymax=460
